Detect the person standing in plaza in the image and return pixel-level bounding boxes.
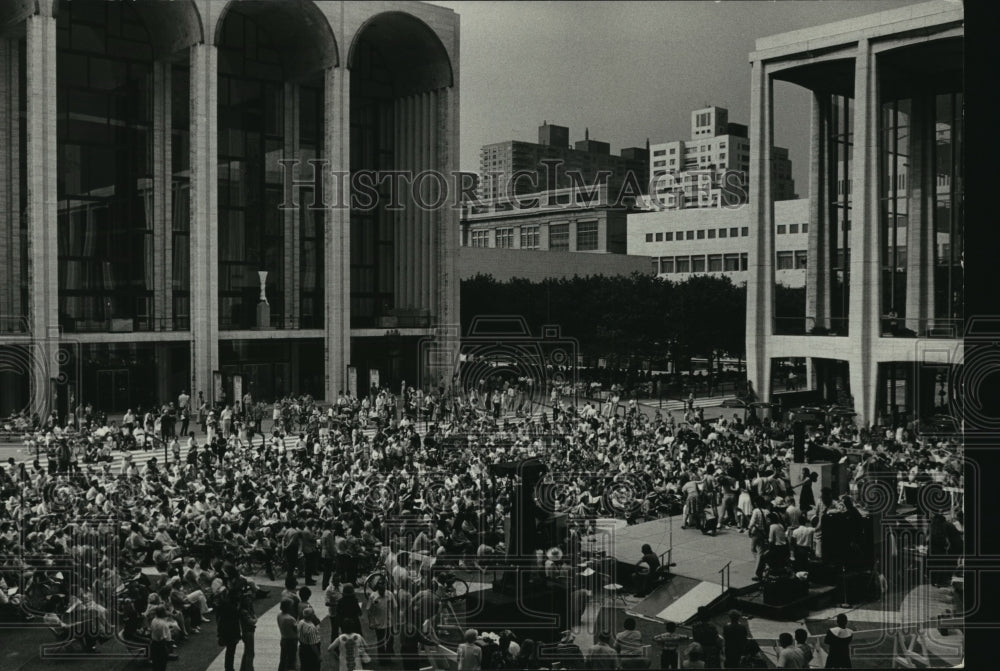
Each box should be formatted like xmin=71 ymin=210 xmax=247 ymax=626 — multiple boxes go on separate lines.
xmin=178 ymin=390 xmax=190 ymax=436
xmin=282 ymin=519 xmax=301 ymax=580
xmin=216 ymin=582 xmax=242 ymax=671
xmin=197 ymin=392 xmax=208 ymax=433
xmin=320 ymin=520 xmax=338 ymax=590
xmin=150 ymin=605 xmax=174 ymax=671
xmin=738 ymin=640 xmax=768 ymax=668
xmin=776 ymin=632 xmax=805 ymax=668
xmin=794 ymin=629 xmax=813 ymax=669
xmin=722 ymin=609 xmax=749 ymax=668
xmin=690 ymin=608 xmax=724 ymax=669
xmin=456 ymin=629 xmax=483 ymax=671
xmin=300 ymin=520 xmax=318 ymax=586
xmin=336 ymin=584 xmax=363 ymax=635
xmin=587 ymin=631 xmax=619 ymax=671
xmin=276 ymin=598 xmax=298 ymax=671
xmin=297 ymin=607 xmax=322 ymax=671
xmin=799 ymin=469 xmax=818 ymax=518
xmin=238 ymin=578 xmax=257 ymax=671
xmin=821 ymin=614 xmax=854 ymax=668
xmin=754 ymin=512 xmax=789 ymax=581
xmin=220 ymin=404 xmax=233 ymax=440
xmin=368 ymin=582 xmax=397 ymax=657
xmin=329 ymin=628 xmax=371 ymax=671
xmin=652 ymin=620 xmax=688 ymax=670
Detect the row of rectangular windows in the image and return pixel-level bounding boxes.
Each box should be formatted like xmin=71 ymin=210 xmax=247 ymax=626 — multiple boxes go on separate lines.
xmin=652 ymin=250 xmax=807 ymax=274
xmin=643 ymin=222 xmax=808 ymax=243
xmin=776 ymin=223 xmax=808 ymax=234
xmin=644 ymin=227 xmax=749 ymax=242
xmin=469 ymin=222 xmax=598 ymax=251
xmin=653 ymin=252 xmax=748 ymax=274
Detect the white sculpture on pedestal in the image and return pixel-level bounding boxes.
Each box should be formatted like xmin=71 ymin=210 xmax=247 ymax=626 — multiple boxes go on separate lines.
xmin=258 ymin=271 xmax=269 ymax=304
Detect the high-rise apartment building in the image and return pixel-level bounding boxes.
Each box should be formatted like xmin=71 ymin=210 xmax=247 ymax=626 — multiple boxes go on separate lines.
xmin=478 ymin=123 xmax=649 ymax=204
xmin=647 ymin=106 xmax=795 ymax=209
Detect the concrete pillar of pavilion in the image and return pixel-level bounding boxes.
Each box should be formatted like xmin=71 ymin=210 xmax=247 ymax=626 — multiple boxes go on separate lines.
xmin=0 ymin=37 xmax=22 ymax=330
xmin=906 ymin=95 xmax=934 ymax=332
xmin=26 ymin=11 xmax=59 ymax=419
xmin=283 ymin=81 xmax=301 ymax=330
xmin=433 ymin=85 xmax=460 ymax=391
xmin=806 ymin=92 xmax=831 ymax=331
xmin=746 ymin=57 xmax=774 ymax=403
xmin=152 ymin=60 xmax=174 ymax=332
xmin=847 ymin=39 xmax=881 ymax=425
xmin=189 ymin=43 xmax=220 ymax=404
xmin=324 ymin=65 xmax=350 ymax=401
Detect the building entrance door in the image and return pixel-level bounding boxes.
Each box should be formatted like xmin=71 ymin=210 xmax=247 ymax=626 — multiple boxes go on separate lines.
xmin=96 ymin=369 xmax=130 ymax=412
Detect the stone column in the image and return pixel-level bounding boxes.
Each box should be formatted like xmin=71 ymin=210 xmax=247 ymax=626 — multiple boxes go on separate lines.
xmin=283 ymin=82 xmax=300 ymax=329
xmin=393 ymin=95 xmax=408 ymax=310
xmin=0 ymin=37 xmax=22 ymax=330
xmin=848 ymin=39 xmax=881 ymax=424
xmin=415 ymin=91 xmax=427 ymax=310
xmin=324 ymin=66 xmax=350 ymax=401
xmin=189 ymin=43 xmax=220 ymax=403
xmin=426 ymin=89 xmax=439 ymax=311
xmin=806 ymin=92 xmax=830 ymax=329
xmin=152 ymin=60 xmax=173 ymax=331
xmin=26 ymin=12 xmax=59 ymax=418
xmin=746 ymin=58 xmax=773 ymax=402
xmin=905 ymin=95 xmax=933 ymax=331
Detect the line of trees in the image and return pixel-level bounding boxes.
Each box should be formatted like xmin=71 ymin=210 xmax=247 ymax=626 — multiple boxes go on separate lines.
xmin=460 ymin=272 xmax=747 ymax=374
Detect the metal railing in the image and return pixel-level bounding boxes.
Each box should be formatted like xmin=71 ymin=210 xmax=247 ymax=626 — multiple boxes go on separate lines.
xmin=719 ymin=560 xmax=732 ymax=595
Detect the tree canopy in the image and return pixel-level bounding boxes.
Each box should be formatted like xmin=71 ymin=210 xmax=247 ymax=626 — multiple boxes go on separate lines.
xmin=461 ymin=272 xmax=746 ymax=372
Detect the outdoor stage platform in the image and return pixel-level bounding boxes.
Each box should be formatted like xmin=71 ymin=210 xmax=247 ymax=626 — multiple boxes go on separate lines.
xmin=591 ymin=515 xmax=759 ymax=624
xmin=602 ymin=514 xmax=758 ymax=588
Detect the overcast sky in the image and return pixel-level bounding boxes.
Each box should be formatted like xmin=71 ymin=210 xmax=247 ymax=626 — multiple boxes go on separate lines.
xmin=430 ymin=0 xmax=925 ymax=192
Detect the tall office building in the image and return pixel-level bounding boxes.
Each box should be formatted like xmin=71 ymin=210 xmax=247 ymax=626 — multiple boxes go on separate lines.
xmin=746 ymin=1 xmax=963 ymax=425
xmin=0 ymin=0 xmax=460 ymax=416
xmin=647 ymin=105 xmax=795 ymax=209
xmin=478 ymin=123 xmax=649 ymax=204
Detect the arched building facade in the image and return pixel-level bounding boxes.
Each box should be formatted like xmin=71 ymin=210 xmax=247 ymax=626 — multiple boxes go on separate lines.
xmin=0 ymin=0 xmax=460 ymax=415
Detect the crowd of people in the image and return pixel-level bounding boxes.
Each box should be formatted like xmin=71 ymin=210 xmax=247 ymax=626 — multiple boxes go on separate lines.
xmin=0 ymin=375 xmax=964 ymax=668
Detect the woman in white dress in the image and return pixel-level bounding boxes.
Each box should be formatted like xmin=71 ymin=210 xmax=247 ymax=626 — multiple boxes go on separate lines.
xmin=736 ymin=483 xmax=754 ymax=532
